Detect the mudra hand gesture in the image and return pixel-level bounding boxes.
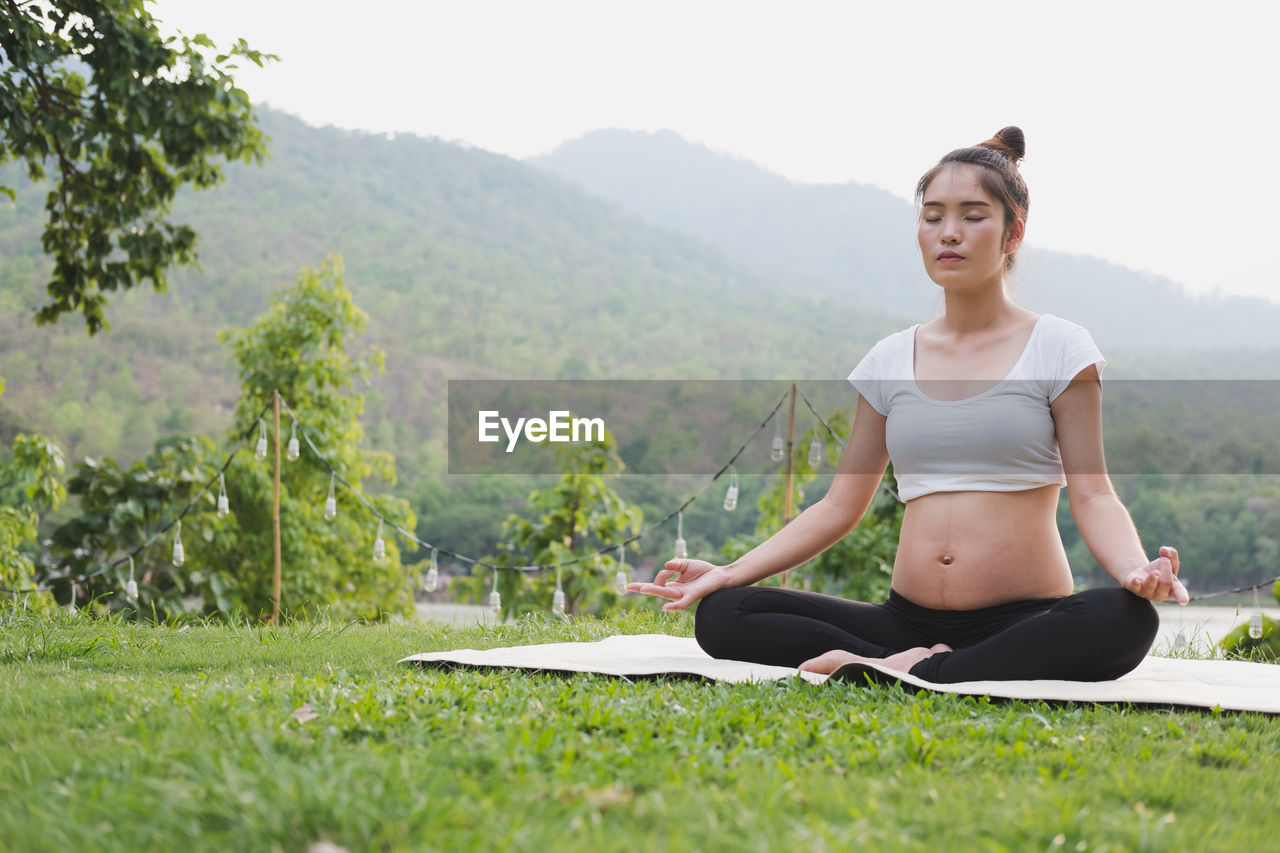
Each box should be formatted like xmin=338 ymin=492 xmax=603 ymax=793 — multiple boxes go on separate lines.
xmin=627 ymin=558 xmax=728 ymax=611
xmin=1123 ymin=546 xmax=1188 ymax=605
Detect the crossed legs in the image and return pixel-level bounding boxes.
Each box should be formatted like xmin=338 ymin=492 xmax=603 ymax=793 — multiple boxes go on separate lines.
xmin=694 ymin=586 xmax=1158 ymax=683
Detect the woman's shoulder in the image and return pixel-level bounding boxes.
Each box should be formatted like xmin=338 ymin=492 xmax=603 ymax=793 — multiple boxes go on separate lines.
xmin=868 ymin=323 xmax=919 ymax=353
xmin=1035 ymin=312 xmax=1093 ymax=339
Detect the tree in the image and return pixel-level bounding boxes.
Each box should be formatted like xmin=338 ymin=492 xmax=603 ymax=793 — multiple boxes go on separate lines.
xmin=0 ymin=0 xmax=274 ymax=333
xmin=455 ymin=430 xmax=643 ymax=618
xmin=44 ymin=434 xmax=217 ymax=617
xmin=720 ymin=411 xmax=901 ymax=603
xmin=213 ymin=254 xmax=414 ymax=620
xmin=38 ymin=256 xmax=413 ymax=621
xmin=0 ymin=432 xmax=65 ymax=609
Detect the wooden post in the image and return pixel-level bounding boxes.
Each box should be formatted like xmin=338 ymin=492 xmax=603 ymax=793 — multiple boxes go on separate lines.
xmin=271 ymin=389 xmax=282 ymax=625
xmin=780 ymin=383 xmax=797 ymax=589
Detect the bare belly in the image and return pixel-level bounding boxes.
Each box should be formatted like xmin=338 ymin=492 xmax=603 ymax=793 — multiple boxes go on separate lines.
xmin=891 ymin=485 xmax=1074 ymax=610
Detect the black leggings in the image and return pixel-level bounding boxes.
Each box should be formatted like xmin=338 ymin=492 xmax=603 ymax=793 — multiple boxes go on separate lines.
xmin=694 ymin=586 xmax=1158 ymax=683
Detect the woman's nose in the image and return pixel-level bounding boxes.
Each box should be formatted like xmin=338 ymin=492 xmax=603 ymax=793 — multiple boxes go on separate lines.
xmin=940 ymin=218 xmax=961 ymax=244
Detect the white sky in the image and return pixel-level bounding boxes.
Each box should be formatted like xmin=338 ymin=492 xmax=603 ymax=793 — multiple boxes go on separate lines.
xmin=152 ymin=0 xmax=1280 ymax=305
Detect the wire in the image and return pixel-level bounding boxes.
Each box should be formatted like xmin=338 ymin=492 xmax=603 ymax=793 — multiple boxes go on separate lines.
xmin=1186 ymin=577 xmax=1280 ymax=603
xmin=279 ymin=389 xmax=792 ymax=573
xmin=1 ymin=400 xmax=273 ymax=597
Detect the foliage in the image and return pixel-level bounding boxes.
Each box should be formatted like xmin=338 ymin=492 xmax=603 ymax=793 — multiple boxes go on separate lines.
xmin=1219 ymin=614 xmax=1280 ymax=662
xmin=0 ymin=432 xmax=65 ymax=607
xmin=721 ymin=409 xmax=901 ymax=602
xmin=0 ymin=0 xmax=274 ymax=332
xmin=452 ymin=430 xmax=644 ymax=618
xmin=44 ymin=434 xmax=217 ymax=618
xmin=210 ymin=255 xmax=413 ymax=620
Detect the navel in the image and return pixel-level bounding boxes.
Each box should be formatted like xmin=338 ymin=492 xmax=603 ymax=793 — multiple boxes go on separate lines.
xmin=940 ymin=554 xmax=954 ymax=566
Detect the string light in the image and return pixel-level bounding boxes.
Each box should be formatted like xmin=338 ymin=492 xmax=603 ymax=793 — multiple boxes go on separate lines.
xmin=421 ymin=548 xmax=438 ymax=593
xmin=172 ymin=520 xmax=185 ymax=567
xmin=552 ymin=565 xmax=566 ymax=617
xmin=125 ymin=555 xmax=138 ymax=602
xmin=287 ymin=419 xmax=300 ymax=462
xmin=324 ymin=474 xmax=337 ymax=521
xmin=217 ymin=472 xmax=230 ymax=518
xmin=488 ymin=570 xmax=501 ymax=619
xmin=808 ymin=433 xmax=822 ymax=469
xmin=770 ymin=414 xmax=785 ymax=462
xmin=1250 ymin=585 xmax=1265 ymax=640
xmin=255 ymin=418 xmax=268 ymax=461
xmin=615 ymin=545 xmax=628 ymax=595
xmin=673 ymin=511 xmax=688 ymax=560
xmin=723 ymin=466 xmax=739 ymax=511
xmin=373 ymin=519 xmax=386 ymax=564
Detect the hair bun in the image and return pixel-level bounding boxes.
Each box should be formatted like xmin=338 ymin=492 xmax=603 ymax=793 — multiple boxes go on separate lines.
xmin=978 ymin=126 xmax=1025 ymax=164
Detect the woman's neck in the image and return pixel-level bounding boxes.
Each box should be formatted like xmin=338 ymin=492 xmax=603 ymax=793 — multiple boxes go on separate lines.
xmin=937 ymin=284 xmax=1023 ymax=334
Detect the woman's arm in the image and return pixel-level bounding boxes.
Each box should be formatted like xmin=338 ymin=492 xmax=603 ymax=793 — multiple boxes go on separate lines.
xmin=722 ymin=393 xmax=890 ymax=585
xmin=628 ymin=394 xmax=890 ymax=609
xmin=1052 ymin=365 xmax=1188 ymax=603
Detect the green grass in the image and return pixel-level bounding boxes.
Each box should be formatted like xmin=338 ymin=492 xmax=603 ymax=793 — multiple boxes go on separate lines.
xmin=1 ymin=610 xmax=1277 ymax=852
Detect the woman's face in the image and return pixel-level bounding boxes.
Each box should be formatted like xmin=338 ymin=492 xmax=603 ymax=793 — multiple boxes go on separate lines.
xmin=917 ymin=163 xmax=1021 ymax=290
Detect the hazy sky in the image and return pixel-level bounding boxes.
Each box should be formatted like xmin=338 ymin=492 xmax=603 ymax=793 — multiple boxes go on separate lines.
xmin=153 ymin=0 xmax=1280 ymax=305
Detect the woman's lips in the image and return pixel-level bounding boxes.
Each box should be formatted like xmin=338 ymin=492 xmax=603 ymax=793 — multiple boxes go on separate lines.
xmin=937 ymin=255 xmax=964 ymax=263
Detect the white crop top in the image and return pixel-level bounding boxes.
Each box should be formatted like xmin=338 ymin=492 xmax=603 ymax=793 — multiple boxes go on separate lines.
xmin=847 ymin=313 xmax=1106 ymax=502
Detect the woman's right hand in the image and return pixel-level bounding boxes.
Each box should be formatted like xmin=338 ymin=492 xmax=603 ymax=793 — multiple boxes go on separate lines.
xmin=626 ymin=558 xmax=731 ymax=611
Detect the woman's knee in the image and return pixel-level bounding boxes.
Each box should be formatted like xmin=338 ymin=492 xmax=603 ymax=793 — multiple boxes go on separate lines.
xmin=693 ymin=587 xmax=751 ymax=659
xmin=1074 ymin=587 xmax=1159 ymax=678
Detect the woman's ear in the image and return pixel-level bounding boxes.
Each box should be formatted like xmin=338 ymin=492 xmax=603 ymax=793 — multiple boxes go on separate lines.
xmin=1003 ymin=219 xmax=1026 ymax=256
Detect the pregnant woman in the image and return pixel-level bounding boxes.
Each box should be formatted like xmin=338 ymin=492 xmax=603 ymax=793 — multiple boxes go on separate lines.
xmin=628 ymin=126 xmax=1187 ymax=683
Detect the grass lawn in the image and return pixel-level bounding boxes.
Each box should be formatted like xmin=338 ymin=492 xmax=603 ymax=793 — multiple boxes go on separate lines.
xmin=1 ymin=609 xmax=1277 ymax=852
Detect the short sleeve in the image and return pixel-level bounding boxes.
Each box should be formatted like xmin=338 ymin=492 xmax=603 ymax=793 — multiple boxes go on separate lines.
xmin=848 ymin=344 xmax=889 ymax=415
xmin=1048 ymin=325 xmax=1107 ymax=403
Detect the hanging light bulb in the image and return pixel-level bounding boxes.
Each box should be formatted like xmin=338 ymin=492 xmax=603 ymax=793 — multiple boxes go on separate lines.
xmin=489 ymin=571 xmax=502 ymax=619
xmin=552 ymin=565 xmax=566 ymax=617
xmin=125 ymin=556 xmax=138 ymax=602
xmin=255 ymin=418 xmax=268 ymax=461
xmin=615 ymin=545 xmax=628 ymax=595
xmin=324 ymin=474 xmax=337 ymax=521
xmin=723 ymin=466 xmax=739 ymax=511
xmin=673 ymin=511 xmax=688 ymax=560
xmin=172 ymin=520 xmax=185 ymax=567
xmin=1250 ymin=585 xmax=1265 ymax=640
xmin=808 ymin=436 xmax=822 ymax=470
xmin=422 ymin=548 xmax=439 ymax=593
xmin=287 ymin=419 xmax=300 ymax=461
xmin=770 ymin=416 xmax=784 ymax=462
xmin=373 ymin=519 xmax=386 ymax=564
xmin=217 ymin=472 xmax=230 ymax=518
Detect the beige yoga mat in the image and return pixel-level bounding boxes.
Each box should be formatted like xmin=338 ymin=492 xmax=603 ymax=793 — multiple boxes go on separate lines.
xmin=401 ymin=633 xmax=1280 ymax=714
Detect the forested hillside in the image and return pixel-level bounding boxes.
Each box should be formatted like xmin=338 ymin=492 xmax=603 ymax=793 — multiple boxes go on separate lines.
xmin=0 ymin=109 xmax=908 ymax=468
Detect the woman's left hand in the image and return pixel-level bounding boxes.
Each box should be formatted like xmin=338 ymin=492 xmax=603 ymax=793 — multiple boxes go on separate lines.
xmin=1122 ymin=546 xmax=1188 ymax=605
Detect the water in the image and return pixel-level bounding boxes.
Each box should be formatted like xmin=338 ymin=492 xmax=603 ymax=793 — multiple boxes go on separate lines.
xmin=1152 ymin=603 xmax=1278 ymax=656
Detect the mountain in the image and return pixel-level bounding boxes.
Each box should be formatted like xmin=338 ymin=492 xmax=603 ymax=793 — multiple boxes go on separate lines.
xmin=530 ymin=129 xmax=1280 ymax=354
xmin=0 ymin=109 xmax=909 ymax=467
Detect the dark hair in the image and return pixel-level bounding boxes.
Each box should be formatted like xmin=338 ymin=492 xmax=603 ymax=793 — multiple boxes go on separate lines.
xmin=915 ymin=126 xmax=1029 ymax=270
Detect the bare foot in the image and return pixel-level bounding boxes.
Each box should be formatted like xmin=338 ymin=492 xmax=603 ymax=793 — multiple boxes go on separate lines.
xmin=798 ymin=644 xmax=953 ymax=676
